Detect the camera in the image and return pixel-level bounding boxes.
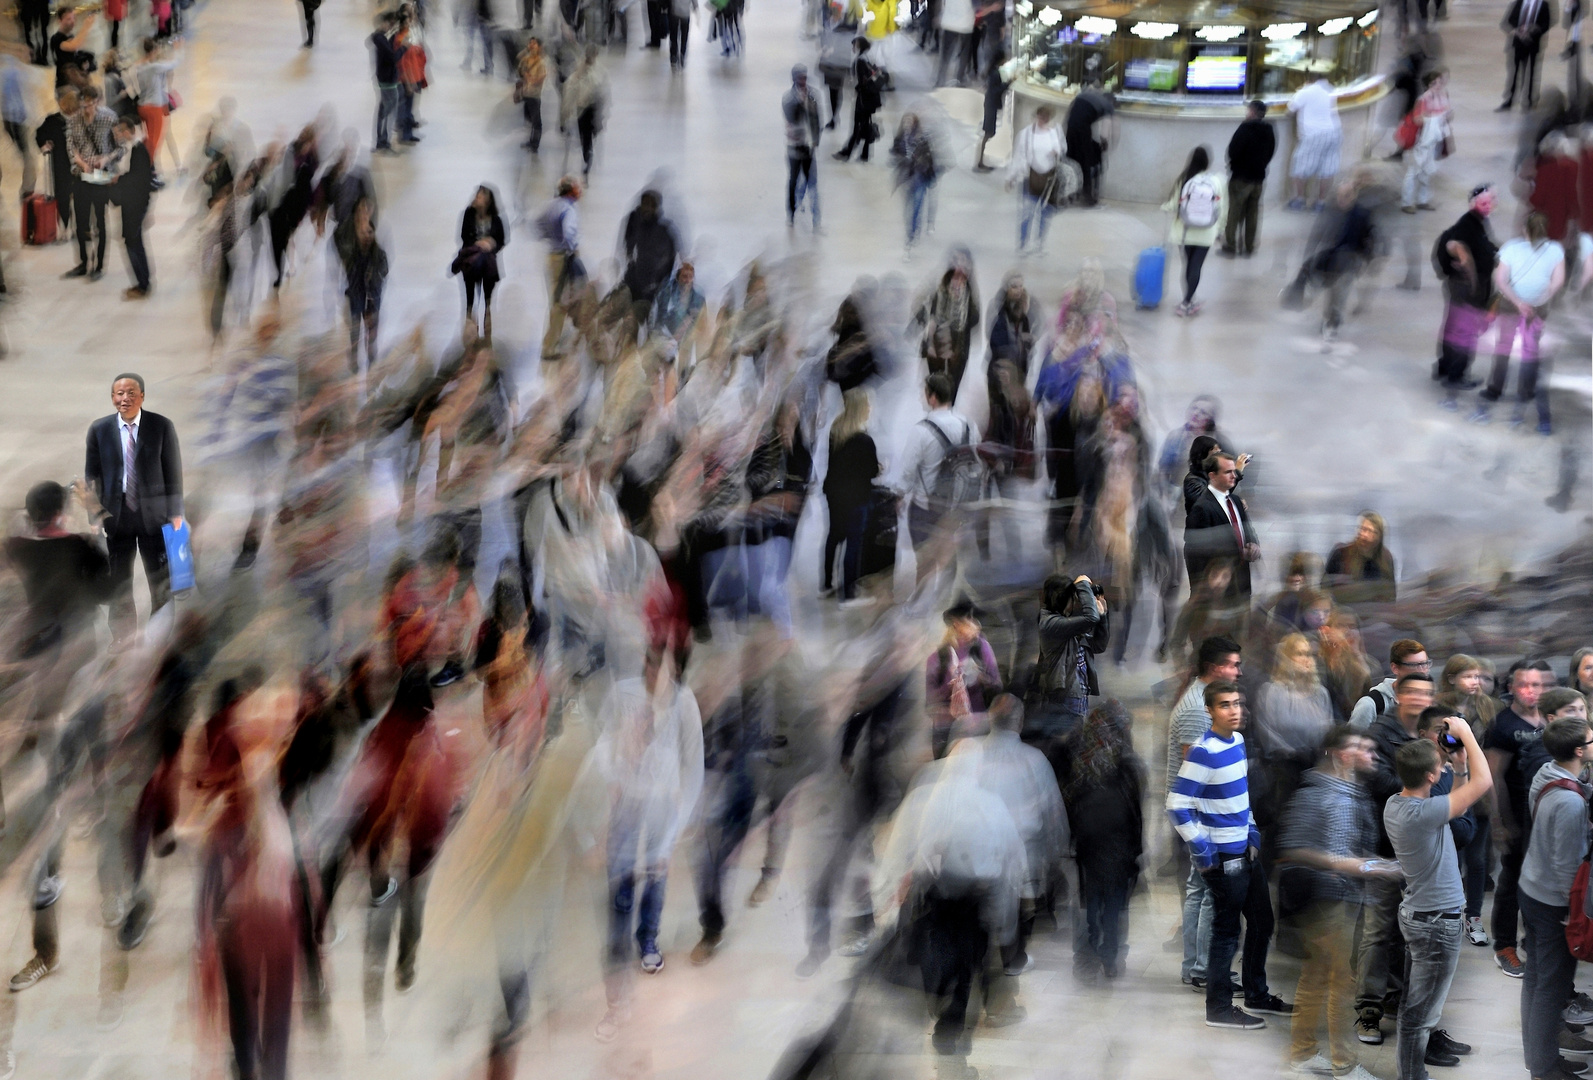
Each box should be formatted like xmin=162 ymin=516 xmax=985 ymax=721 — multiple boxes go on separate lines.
xmin=1438 ymin=731 xmax=1463 ymax=752
xmin=1089 ymin=583 xmax=1106 ymax=597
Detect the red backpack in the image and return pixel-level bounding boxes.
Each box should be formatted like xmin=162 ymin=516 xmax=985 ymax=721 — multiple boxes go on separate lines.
xmin=1533 ymin=778 xmax=1593 ymax=961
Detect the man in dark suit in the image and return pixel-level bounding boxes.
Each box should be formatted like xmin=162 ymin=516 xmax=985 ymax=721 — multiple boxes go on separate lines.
xmin=1500 ymin=0 xmax=1553 ymax=110
xmin=1183 ymin=450 xmax=1259 ymax=599
xmin=85 ymin=373 xmax=183 ymax=642
xmin=110 ymin=117 xmax=153 ymax=298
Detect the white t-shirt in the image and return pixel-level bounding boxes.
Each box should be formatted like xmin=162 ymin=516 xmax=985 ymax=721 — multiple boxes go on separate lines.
xmin=1289 ymin=80 xmax=1341 ymax=139
xmin=1499 ymin=237 xmax=1566 ymax=306
xmin=940 ymin=0 xmax=976 ymax=33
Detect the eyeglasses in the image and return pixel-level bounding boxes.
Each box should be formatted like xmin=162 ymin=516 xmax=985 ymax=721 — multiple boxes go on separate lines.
xmin=1397 ymin=659 xmax=1432 ymax=671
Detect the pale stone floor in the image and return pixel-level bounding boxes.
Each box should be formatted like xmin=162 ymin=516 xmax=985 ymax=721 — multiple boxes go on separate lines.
xmin=0 ymin=0 xmax=1585 ymax=1076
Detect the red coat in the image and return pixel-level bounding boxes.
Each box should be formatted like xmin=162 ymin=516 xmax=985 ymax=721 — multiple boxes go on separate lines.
xmin=105 ymin=0 xmax=129 ymax=19
xmin=1530 ymin=154 xmax=1581 ymax=241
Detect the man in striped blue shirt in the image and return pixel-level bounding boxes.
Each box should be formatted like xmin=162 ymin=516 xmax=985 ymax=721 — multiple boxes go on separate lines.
xmin=1167 ymin=680 xmax=1290 ymax=1028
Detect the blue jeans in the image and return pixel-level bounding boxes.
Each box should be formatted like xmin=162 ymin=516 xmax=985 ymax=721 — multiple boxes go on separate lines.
xmin=1395 ymin=908 xmax=1461 ymax=1080
xmin=1201 ymin=855 xmax=1274 ymax=1011
xmin=374 ymin=83 xmax=399 ymax=148
xmin=1018 ymin=190 xmax=1053 ymax=250
xmin=1520 ymin=891 xmax=1576 ymax=1077
xmin=1078 ymin=866 xmax=1130 ymax=971
xmin=906 ymin=177 xmax=933 ymax=245
xmin=607 ymin=797 xmax=672 ymax=963
xmin=398 ymin=85 xmax=417 ymax=140
xmin=1181 ymin=855 xmax=1214 ymax=980
xmin=695 ymin=760 xmax=758 ymax=938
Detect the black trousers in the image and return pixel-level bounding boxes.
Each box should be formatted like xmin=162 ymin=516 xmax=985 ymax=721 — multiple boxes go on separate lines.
xmin=1181 ymin=243 xmax=1210 ymax=305
xmin=75 ymin=181 xmax=109 ymax=271
xmin=668 ymin=12 xmax=689 ymax=63
xmin=301 ymin=0 xmax=317 ymax=44
xmin=787 ymin=147 xmax=815 ymax=221
xmin=1505 ymin=44 xmax=1541 ymax=106
xmin=122 ymin=203 xmax=150 ymax=290
xmin=107 ymin=524 xmax=170 ymax=641
xmin=839 ymin=106 xmax=878 ymax=160
xmin=646 ymin=0 xmax=668 ymax=43
xmin=577 ymin=105 xmax=598 ymax=170
xmin=1067 ymin=137 xmax=1103 ymax=205
xmin=917 ymin=890 xmax=989 ymax=1052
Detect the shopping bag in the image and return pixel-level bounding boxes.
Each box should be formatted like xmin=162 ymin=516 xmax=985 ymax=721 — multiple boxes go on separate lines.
xmin=162 ymin=520 xmax=195 ymax=593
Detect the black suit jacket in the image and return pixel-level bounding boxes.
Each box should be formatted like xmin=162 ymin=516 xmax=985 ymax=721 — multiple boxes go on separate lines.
xmin=1184 ymin=485 xmax=1257 ymax=597
xmin=85 ymin=410 xmax=183 ymax=536
xmin=114 ymin=142 xmax=154 ymax=220
xmin=1506 ymin=0 xmax=1554 ymax=51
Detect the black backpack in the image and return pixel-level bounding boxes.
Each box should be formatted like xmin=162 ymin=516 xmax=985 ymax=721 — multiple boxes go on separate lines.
xmin=920 ymin=417 xmax=986 ymax=511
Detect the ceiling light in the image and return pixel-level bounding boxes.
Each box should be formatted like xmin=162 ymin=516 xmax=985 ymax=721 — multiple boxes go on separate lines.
xmin=1015 ymin=0 xmax=1033 ymax=15
xmin=1037 ymin=6 xmax=1062 ymax=25
xmin=1130 ymin=21 xmax=1179 ymax=38
xmin=1260 ymin=22 xmax=1306 ymax=39
xmin=1318 ymin=16 xmax=1352 ymax=34
xmin=1195 ymin=25 xmax=1245 ymax=40
xmin=1357 ymin=9 xmax=1379 ymax=25
xmin=1074 ymin=14 xmax=1116 ymax=33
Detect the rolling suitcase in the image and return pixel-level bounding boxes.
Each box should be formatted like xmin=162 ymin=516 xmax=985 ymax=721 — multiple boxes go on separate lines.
xmin=1132 ymin=245 xmax=1166 ymax=309
xmin=22 ymin=190 xmax=56 ymax=246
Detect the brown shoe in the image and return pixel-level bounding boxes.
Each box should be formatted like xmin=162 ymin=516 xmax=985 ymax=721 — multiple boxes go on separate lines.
xmin=690 ymin=933 xmax=720 ymax=965
xmin=122 ymin=287 xmax=148 ymax=300
xmin=748 ymin=871 xmax=778 ymax=907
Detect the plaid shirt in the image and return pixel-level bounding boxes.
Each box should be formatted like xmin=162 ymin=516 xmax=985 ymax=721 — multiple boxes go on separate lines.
xmin=66 ymin=106 xmax=116 ymax=171
xmin=1279 ymin=768 xmax=1380 ymax=903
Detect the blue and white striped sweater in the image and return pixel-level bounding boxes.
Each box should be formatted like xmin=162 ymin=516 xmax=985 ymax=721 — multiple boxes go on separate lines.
xmin=1166 ymin=729 xmax=1260 ymax=868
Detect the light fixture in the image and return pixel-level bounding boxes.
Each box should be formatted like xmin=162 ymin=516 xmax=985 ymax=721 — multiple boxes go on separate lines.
xmin=1015 ymin=0 xmax=1033 ymax=16
xmin=1318 ymin=16 xmax=1352 ymax=34
xmin=1195 ymin=25 xmax=1245 ymax=40
xmin=1260 ymin=22 xmax=1306 ymax=39
xmin=1357 ymin=9 xmax=1379 ymax=25
xmin=1038 ymin=6 xmax=1062 ymax=26
xmin=1074 ymin=14 xmax=1116 ymax=34
xmin=1130 ymin=21 xmax=1178 ymax=38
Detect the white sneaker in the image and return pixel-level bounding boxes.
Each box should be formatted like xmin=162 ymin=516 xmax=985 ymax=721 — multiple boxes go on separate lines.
xmin=1465 ymin=916 xmax=1488 ymax=947
xmin=1332 ymin=1067 xmax=1383 ymax=1080
xmin=1289 ymin=1054 xmax=1333 ymax=1075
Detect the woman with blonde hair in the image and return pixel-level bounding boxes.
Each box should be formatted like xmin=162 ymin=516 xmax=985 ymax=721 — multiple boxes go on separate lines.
xmin=821 ymin=387 xmax=880 ymax=602
xmin=1257 ymin=633 xmax=1334 ymax=759
xmin=1436 ymin=652 xmax=1497 ymax=945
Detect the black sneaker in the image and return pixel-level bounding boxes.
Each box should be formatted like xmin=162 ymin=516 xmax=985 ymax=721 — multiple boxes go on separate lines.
xmin=1244 ymin=994 xmax=1294 ymax=1016
xmin=1430 ymin=1029 xmax=1472 ymax=1056
xmin=1206 ymin=1005 xmax=1265 ymax=1030
xmin=1187 ymin=975 xmax=1207 ymax=992
xmin=1425 ymin=1045 xmax=1461 ymax=1067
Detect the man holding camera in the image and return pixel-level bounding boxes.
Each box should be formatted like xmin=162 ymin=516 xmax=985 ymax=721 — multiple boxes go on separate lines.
xmin=85 ymin=373 xmax=183 ymax=644
xmin=1383 ymin=715 xmax=1491 ymax=1080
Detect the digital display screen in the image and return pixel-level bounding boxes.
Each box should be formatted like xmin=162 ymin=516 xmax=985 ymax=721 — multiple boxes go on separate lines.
xmin=1124 ymin=58 xmax=1181 ymax=90
xmin=1186 ymin=49 xmax=1247 ymax=92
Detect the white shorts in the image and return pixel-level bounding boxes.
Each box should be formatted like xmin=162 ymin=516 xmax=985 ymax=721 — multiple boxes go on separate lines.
xmin=1291 ymin=130 xmax=1342 ymax=179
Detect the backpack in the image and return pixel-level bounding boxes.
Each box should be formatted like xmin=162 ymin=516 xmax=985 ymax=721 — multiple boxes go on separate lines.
xmin=1179 ymin=175 xmax=1220 ymax=229
xmin=921 ymin=417 xmax=986 ymax=510
xmin=1533 ymin=777 xmax=1593 ymax=960
xmin=1363 ymin=688 xmax=1387 ymax=717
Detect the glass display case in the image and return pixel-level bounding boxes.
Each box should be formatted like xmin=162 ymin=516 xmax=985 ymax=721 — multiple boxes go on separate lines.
xmin=1011 ymin=0 xmax=1381 ymax=104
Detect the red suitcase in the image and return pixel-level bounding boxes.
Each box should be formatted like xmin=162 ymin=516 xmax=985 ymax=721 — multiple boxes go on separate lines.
xmin=23 ymin=192 xmax=57 ymax=246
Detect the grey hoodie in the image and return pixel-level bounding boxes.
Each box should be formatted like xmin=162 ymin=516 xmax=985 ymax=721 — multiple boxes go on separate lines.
xmin=1521 ymin=761 xmax=1590 ymax=907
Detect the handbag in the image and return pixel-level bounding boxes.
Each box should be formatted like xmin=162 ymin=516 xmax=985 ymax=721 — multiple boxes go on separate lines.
xmin=166 ymin=88 xmax=181 ymax=111
xmin=1394 ymin=109 xmax=1418 ymax=151
xmin=1026 ymin=167 xmax=1055 ymax=200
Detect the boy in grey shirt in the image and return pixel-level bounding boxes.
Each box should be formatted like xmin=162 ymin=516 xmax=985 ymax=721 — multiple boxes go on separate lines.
xmin=1384 ymin=717 xmax=1492 ymax=1080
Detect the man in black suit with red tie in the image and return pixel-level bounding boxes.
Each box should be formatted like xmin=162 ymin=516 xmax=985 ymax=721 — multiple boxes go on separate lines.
xmin=85 ymin=373 xmax=183 ymax=642
xmin=1183 ymin=449 xmax=1259 ymax=600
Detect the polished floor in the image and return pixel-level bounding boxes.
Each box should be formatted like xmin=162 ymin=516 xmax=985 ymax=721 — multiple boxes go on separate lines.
xmin=0 ymin=0 xmax=1585 ymax=1076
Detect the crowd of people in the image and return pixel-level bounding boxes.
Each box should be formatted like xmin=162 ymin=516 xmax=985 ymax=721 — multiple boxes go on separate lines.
xmin=0 ymin=3 xmax=1592 ymax=1080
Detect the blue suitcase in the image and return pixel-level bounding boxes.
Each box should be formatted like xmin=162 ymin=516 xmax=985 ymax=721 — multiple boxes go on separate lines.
xmin=1132 ymin=246 xmax=1166 ymax=309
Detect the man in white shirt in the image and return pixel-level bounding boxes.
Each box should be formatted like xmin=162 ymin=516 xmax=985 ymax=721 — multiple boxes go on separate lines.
xmin=1476 ymin=210 xmax=1565 ymax=433
xmin=1006 ymin=105 xmax=1066 ymax=254
xmin=1287 ymin=77 xmax=1341 ymax=212
xmin=895 ymin=371 xmax=974 ymax=583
